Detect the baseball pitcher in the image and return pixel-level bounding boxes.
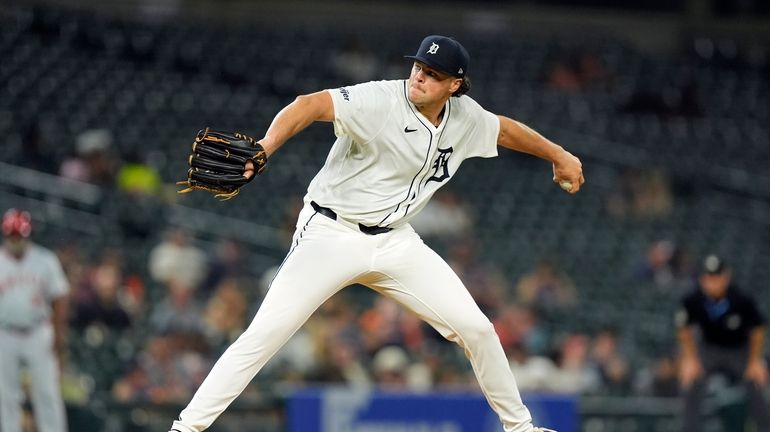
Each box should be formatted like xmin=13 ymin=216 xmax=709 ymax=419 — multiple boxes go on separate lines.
xmin=172 ymin=35 xmax=583 ymax=432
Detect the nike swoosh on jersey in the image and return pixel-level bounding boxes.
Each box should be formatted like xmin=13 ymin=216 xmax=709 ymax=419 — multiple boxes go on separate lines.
xmin=404 ymin=126 xmax=418 ymax=133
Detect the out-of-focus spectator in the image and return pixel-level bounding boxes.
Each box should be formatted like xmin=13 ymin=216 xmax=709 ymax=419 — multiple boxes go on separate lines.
xmin=447 ymin=236 xmax=510 ymax=318
xmin=515 ymin=258 xmax=578 ymax=311
xmin=494 ymin=304 xmax=549 ymax=356
xmin=508 ymin=344 xmax=559 ymax=393
xmin=359 ymin=297 xmax=403 ymax=356
xmin=630 ymin=170 xmax=673 ymax=218
xmin=148 ymin=227 xmax=208 ymax=291
xmin=589 ymin=327 xmax=630 ymax=395
xmin=112 ymin=334 xmax=211 ymax=403
xmin=149 ymin=279 xmax=204 ymax=335
xmin=631 ymin=239 xmax=675 ymax=285
xmin=605 ymin=169 xmax=673 ymax=221
xmin=371 ymin=345 xmax=432 ymax=391
xmin=432 ymin=359 xmax=471 ymax=388
xmin=112 ymin=148 xmax=166 ymax=240
xmin=409 ymin=189 xmax=474 ymax=243
xmin=398 ymin=312 xmax=431 ymax=353
xmin=667 ymin=247 xmax=696 ymax=292
xmin=546 ymin=61 xmax=582 ymax=92
xmin=546 ymin=50 xmax=610 ymax=92
xmin=59 ymin=128 xmax=116 ymax=187
xmin=56 ymin=242 xmax=90 ymax=306
xmin=629 ymin=239 xmax=695 ymax=293
xmin=116 ymin=150 xmax=164 ymax=197
xmin=578 ymin=51 xmax=610 ymax=88
xmin=633 ymin=355 xmax=679 ymax=397
xmin=650 ymin=356 xmax=680 ymax=397
xmin=70 ymin=257 xmax=132 ymax=332
xmin=202 ymin=279 xmax=248 ymax=349
xmin=202 ymin=238 xmax=253 ymax=295
xmin=310 ymin=335 xmax=371 ymax=387
xmin=551 ymin=333 xmax=601 ymax=394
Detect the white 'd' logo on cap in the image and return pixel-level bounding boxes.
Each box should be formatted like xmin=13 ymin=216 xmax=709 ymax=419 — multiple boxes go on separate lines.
xmin=427 ymin=42 xmax=439 ymax=54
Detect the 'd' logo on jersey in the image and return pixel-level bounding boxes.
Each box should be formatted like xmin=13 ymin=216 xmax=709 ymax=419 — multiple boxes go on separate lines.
xmin=427 ymin=147 xmax=453 ymax=183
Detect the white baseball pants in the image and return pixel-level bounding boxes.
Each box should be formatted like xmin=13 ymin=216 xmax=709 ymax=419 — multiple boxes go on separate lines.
xmin=171 ymin=201 xmax=534 ymax=432
xmin=0 ymin=323 xmax=67 ymax=432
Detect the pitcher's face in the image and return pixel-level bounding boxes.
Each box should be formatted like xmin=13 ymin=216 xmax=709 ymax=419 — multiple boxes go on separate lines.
xmin=407 ymin=62 xmax=461 ymax=106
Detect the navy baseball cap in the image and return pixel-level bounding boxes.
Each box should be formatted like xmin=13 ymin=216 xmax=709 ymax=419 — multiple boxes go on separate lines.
xmin=702 ymin=254 xmax=728 ymax=275
xmin=405 ymin=35 xmax=469 ymax=78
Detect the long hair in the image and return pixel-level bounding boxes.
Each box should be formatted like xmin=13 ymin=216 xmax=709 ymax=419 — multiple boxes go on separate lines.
xmin=452 ymin=76 xmax=471 ymax=97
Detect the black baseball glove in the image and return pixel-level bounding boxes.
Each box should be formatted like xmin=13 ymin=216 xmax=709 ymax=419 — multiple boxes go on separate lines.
xmin=176 ymin=128 xmax=268 ymax=200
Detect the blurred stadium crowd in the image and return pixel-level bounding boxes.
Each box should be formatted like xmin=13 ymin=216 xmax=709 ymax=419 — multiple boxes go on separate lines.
xmin=1 ymin=1 xmax=770 ymax=430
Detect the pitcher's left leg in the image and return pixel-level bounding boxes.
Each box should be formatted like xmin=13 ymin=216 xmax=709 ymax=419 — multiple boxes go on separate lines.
xmin=370 ymin=229 xmax=533 ymax=432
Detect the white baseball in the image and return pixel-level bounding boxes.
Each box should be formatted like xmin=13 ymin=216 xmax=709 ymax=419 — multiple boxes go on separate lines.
xmin=559 ymin=181 xmax=572 ymax=191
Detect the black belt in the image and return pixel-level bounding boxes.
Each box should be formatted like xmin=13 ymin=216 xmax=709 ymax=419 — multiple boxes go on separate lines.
xmin=311 ymin=201 xmax=392 ymax=235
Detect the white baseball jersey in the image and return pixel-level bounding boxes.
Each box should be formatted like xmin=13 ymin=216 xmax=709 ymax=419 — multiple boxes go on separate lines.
xmin=307 ymin=79 xmax=499 ymax=227
xmin=0 ymin=243 xmax=69 ymax=328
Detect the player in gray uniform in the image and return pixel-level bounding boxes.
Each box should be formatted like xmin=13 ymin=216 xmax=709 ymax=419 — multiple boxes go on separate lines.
xmin=170 ymin=35 xmax=583 ymax=432
xmin=0 ymin=209 xmax=69 ymax=432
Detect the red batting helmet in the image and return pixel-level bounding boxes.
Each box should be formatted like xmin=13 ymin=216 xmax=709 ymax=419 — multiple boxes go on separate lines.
xmin=2 ymin=209 xmax=32 ymax=238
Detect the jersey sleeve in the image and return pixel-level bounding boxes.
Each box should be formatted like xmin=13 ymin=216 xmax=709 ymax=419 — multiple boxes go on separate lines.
xmin=44 ymin=251 xmax=69 ymax=300
xmin=459 ymin=97 xmax=499 ymax=159
xmin=328 ymin=81 xmax=393 ymax=144
xmin=675 ymin=294 xmax=698 ymax=328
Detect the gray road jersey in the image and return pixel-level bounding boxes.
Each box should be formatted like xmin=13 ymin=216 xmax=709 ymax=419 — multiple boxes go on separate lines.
xmin=0 ymin=243 xmax=68 ymax=328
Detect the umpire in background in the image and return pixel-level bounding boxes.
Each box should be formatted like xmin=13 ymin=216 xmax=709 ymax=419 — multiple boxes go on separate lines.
xmin=676 ymin=254 xmax=770 ymax=432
